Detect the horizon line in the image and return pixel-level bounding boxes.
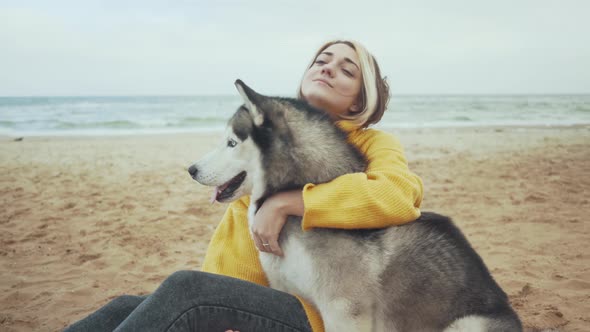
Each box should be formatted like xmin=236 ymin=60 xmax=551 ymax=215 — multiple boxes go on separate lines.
xmin=1 ymin=92 xmax=590 ymax=98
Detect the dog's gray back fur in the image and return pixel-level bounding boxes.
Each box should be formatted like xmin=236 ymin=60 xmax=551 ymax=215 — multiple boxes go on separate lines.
xmin=226 ymin=81 xmax=522 ymax=331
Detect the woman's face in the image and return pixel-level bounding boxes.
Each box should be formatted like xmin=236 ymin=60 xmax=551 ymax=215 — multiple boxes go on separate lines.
xmin=300 ymin=43 xmax=363 ymax=117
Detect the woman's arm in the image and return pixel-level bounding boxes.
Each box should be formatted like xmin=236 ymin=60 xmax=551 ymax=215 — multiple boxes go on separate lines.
xmin=251 ymin=129 xmax=423 ymax=254
xmin=301 ymin=129 xmax=423 ymax=230
xmin=250 ymin=190 xmax=304 ymax=255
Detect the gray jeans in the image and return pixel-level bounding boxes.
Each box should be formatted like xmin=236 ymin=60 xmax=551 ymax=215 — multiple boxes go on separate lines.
xmin=64 ymin=271 xmax=313 ymax=332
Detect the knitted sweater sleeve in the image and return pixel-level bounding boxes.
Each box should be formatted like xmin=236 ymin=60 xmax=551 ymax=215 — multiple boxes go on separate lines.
xmin=301 ymin=129 xmax=423 ymax=230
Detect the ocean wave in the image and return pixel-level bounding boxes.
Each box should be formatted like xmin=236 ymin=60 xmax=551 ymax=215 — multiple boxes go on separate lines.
xmin=0 ymin=120 xmax=16 ymax=127
xmin=55 ymin=120 xmax=141 ymax=129
xmin=172 ymin=116 xmax=227 ymax=125
xmin=452 ymin=116 xmax=473 ymax=122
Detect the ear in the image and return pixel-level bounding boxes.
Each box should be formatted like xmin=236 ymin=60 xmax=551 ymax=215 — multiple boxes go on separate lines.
xmin=235 ymin=79 xmax=264 ymax=126
xmin=349 ymin=103 xmax=360 ymax=113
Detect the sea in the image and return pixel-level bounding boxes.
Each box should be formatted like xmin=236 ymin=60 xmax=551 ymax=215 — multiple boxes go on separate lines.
xmin=1 ymin=95 xmax=589 ymax=136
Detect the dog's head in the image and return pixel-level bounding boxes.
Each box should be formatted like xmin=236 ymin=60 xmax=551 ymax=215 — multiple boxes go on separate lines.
xmin=188 ymin=80 xmax=291 ymax=203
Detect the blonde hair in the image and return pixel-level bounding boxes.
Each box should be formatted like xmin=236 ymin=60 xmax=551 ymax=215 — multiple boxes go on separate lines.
xmin=297 ymin=40 xmax=390 ymax=128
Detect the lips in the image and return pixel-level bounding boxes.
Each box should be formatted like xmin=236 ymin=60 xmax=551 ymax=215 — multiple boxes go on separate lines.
xmin=210 ymin=171 xmax=247 ymax=203
xmin=314 ymin=79 xmax=333 ymax=87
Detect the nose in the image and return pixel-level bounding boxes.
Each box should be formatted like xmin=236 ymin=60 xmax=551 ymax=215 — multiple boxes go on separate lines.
xmin=188 ymin=164 xmax=198 ymax=177
xmin=321 ymin=65 xmax=334 ymax=77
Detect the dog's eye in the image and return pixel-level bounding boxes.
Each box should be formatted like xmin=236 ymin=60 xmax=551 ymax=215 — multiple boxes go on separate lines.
xmin=227 ymin=139 xmax=237 ymax=148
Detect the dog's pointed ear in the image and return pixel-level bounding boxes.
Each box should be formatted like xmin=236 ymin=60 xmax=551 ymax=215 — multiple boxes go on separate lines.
xmin=235 ymin=79 xmax=264 ymax=127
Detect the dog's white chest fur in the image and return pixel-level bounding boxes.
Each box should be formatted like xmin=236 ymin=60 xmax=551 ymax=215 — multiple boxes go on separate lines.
xmin=258 ymin=235 xmax=317 ymax=302
xmin=248 ymin=205 xmax=317 ymax=301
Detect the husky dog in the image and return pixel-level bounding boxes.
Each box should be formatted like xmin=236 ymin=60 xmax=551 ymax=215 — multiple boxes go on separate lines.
xmin=188 ymin=80 xmax=522 ymax=332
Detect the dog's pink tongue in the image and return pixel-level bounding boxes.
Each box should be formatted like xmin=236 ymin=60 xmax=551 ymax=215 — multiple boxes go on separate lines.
xmin=210 ymin=187 xmax=220 ymax=204
xmin=210 ymin=180 xmax=231 ymax=204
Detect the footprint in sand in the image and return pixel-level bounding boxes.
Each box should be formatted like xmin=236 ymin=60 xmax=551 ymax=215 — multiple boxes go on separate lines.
xmin=561 ymin=278 xmax=590 ymax=290
xmin=142 ymin=265 xmax=158 ymax=273
xmin=184 ymin=207 xmax=205 ymax=215
xmin=524 ymin=193 xmax=547 ymax=203
xmin=32 ymin=291 xmax=53 ymax=301
xmin=62 ymin=202 xmax=76 ymax=210
xmin=120 ymin=203 xmax=135 ymax=210
xmin=77 ymin=254 xmax=101 ymax=264
xmin=20 ymin=230 xmax=48 ymax=242
xmin=524 ymin=306 xmax=568 ymax=331
xmin=511 ymin=284 xmax=569 ymax=331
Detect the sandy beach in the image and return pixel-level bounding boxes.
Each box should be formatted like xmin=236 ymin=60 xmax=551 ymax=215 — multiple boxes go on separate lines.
xmin=0 ymin=125 xmax=588 ymax=332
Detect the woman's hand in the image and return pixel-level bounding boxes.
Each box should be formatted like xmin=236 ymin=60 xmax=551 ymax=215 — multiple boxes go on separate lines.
xmin=250 ymin=190 xmax=305 ymax=256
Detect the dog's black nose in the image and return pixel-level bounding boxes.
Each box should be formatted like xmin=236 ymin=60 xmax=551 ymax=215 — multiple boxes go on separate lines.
xmin=188 ymin=165 xmax=198 ymax=177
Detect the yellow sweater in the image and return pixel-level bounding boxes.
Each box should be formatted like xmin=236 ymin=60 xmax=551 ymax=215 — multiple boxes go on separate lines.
xmin=201 ymin=126 xmax=424 ymax=332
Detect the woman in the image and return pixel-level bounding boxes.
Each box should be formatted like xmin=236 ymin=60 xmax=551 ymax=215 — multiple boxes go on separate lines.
xmin=64 ymin=40 xmax=423 ymax=332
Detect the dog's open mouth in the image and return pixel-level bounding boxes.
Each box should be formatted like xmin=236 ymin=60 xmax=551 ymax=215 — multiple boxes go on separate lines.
xmin=210 ymin=171 xmax=247 ymax=203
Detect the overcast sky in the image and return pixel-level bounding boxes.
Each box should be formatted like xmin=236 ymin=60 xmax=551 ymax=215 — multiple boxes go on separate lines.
xmin=1 ymin=0 xmax=589 ymax=96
